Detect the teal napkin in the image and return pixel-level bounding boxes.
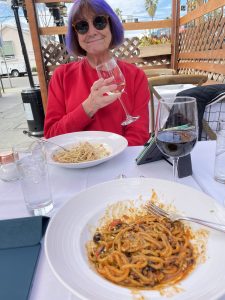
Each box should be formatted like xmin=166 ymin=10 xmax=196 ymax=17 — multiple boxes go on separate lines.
xmin=0 ymin=216 xmax=49 ymax=300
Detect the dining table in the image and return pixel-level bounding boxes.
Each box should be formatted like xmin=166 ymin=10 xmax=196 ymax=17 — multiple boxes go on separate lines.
xmin=0 ymin=140 xmax=224 ymax=300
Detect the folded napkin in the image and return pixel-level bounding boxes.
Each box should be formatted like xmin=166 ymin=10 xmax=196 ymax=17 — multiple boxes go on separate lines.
xmin=0 ymin=216 xmax=49 ymax=300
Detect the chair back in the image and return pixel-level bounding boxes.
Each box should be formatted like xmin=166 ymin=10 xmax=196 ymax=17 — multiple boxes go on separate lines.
xmin=147 ymin=74 xmax=208 ymax=133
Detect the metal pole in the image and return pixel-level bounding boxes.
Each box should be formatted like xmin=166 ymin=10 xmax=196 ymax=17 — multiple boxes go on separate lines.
xmin=0 ymin=75 xmax=4 ymax=93
xmin=11 ymin=0 xmax=35 ymax=88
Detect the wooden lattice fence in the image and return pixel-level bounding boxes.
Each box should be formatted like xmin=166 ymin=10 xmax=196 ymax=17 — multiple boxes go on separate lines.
xmin=24 ymin=0 xmax=225 ymax=110
xmin=178 ymin=10 xmax=225 ymax=83
xmin=41 ymin=37 xmax=172 ymax=83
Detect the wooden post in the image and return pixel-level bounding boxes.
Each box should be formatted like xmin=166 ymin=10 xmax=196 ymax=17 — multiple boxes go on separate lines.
xmin=171 ymin=0 xmax=180 ymax=71
xmin=25 ymin=0 xmax=48 ymax=111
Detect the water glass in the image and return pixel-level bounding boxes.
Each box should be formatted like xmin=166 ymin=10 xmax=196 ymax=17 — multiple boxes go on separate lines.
xmin=214 ymin=121 xmax=225 ymax=184
xmin=14 ymin=141 xmax=53 ymax=216
xmin=0 ymin=147 xmax=19 ymax=182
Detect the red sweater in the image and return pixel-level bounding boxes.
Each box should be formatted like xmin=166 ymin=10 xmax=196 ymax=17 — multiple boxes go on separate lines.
xmin=44 ymin=58 xmax=150 ymax=146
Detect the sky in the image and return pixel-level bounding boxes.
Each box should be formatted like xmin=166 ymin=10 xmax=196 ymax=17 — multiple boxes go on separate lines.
xmin=0 ymin=0 xmax=187 ymax=25
xmin=105 ymin=0 xmax=187 ymax=37
xmin=106 ymin=0 xmax=187 ymax=21
xmin=0 ymin=0 xmax=187 ymax=38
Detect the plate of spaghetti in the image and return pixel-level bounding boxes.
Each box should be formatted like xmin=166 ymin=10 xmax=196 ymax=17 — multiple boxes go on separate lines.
xmin=45 ymin=131 xmax=128 ymax=168
xmin=45 ymin=178 xmax=225 ymax=300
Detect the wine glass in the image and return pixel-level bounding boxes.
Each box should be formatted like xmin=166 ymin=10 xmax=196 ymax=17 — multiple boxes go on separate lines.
xmin=155 ymin=96 xmax=198 ymax=181
xmin=96 ymin=57 xmax=140 ymax=126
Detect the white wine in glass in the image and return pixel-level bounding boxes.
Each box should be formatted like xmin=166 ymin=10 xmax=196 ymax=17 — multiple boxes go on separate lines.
xmin=96 ymin=57 xmax=140 ymax=126
xmin=155 ymin=96 xmax=198 ymax=181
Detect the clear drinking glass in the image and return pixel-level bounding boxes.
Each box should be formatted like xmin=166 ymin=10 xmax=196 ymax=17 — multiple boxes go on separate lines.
xmin=155 ymin=96 xmax=198 ymax=181
xmin=0 ymin=147 xmax=19 ymax=182
xmin=14 ymin=141 xmax=53 ymax=216
xmin=96 ymin=57 xmax=140 ymax=126
xmin=214 ymin=120 xmax=225 ymax=183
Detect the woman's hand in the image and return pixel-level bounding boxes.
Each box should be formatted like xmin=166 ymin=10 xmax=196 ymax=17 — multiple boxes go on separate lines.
xmin=82 ymin=77 xmax=121 ymax=117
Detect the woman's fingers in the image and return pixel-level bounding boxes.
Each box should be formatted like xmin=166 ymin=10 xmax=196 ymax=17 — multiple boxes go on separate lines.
xmin=100 ymin=84 xmax=119 ymax=96
xmin=93 ymin=77 xmax=120 ymax=96
xmin=92 ymin=77 xmax=115 ymax=90
xmin=89 ymin=77 xmax=122 ymax=110
xmin=83 ymin=77 xmax=122 ymax=118
xmin=91 ymin=78 xmax=104 ymax=93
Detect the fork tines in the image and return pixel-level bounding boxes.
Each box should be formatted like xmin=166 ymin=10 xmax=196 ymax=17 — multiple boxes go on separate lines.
xmin=145 ymin=202 xmax=168 ymax=218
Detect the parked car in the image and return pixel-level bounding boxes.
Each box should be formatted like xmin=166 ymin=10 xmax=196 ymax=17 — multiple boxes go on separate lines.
xmin=0 ymin=60 xmax=27 ymax=77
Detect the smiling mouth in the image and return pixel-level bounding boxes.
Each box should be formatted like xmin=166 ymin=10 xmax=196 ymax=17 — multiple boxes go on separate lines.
xmin=87 ymin=38 xmax=104 ymax=44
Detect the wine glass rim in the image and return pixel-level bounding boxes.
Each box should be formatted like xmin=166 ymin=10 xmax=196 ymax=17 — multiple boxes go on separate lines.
xmin=96 ymin=57 xmax=116 ymax=69
xmin=159 ymin=96 xmax=196 ymax=104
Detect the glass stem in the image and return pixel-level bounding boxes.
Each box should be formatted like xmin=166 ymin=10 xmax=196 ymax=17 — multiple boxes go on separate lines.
xmin=172 ymin=157 xmax=179 ymax=181
xmin=118 ymin=95 xmax=130 ymax=118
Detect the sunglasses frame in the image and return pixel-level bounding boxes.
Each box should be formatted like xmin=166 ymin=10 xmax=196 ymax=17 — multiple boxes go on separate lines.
xmin=73 ymin=15 xmax=108 ymax=35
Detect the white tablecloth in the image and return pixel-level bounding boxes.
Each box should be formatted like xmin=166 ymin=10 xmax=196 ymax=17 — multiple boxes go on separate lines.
xmin=0 ymin=141 xmax=224 ymax=300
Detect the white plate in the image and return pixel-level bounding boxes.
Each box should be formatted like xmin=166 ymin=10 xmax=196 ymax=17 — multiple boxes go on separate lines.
xmin=45 ymin=131 xmax=128 ymax=168
xmin=45 ymin=178 xmax=225 ymax=300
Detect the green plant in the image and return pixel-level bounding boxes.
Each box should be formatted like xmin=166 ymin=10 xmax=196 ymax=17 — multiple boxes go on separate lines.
xmin=145 ymin=0 xmax=159 ymax=20
xmin=114 ymin=8 xmax=123 ymax=21
xmin=139 ymin=35 xmax=171 ymax=47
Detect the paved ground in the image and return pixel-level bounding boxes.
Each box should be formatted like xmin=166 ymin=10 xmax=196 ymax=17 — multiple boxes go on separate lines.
xmin=0 ymin=75 xmax=39 ymax=148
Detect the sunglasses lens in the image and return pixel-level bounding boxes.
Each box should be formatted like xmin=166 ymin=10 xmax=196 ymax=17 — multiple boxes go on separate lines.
xmin=74 ymin=16 xmax=107 ymax=34
xmin=93 ymin=16 xmax=107 ymax=30
xmin=75 ymin=20 xmax=89 ymax=34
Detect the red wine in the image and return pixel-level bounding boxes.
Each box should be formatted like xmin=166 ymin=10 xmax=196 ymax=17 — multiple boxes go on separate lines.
xmin=156 ymin=130 xmax=197 ymax=158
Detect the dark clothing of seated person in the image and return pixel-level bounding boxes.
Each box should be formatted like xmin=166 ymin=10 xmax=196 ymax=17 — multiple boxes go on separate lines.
xmin=177 ymin=84 xmax=225 ymax=140
xmin=44 ymin=0 xmax=150 ymax=146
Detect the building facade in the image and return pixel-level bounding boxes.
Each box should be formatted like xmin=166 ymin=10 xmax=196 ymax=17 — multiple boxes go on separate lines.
xmin=0 ymin=24 xmax=36 ymax=69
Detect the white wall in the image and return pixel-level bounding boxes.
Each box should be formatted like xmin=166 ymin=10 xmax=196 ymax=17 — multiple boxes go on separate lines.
xmin=1 ymin=25 xmax=36 ymax=68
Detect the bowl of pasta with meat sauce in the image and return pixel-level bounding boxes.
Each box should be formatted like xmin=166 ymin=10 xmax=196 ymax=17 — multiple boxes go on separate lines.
xmin=45 ymin=131 xmax=128 ymax=168
xmin=45 ymin=178 xmax=225 ymax=300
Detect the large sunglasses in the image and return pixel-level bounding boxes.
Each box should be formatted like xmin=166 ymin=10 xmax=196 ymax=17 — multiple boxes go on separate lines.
xmin=73 ymin=15 xmax=108 ymax=35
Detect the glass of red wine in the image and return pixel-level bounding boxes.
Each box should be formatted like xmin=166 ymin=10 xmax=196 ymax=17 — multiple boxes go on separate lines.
xmin=96 ymin=57 xmax=139 ymax=126
xmin=155 ymin=96 xmax=198 ymax=181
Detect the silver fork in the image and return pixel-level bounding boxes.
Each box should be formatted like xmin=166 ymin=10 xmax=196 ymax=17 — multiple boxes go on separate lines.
xmin=23 ymin=130 xmax=69 ymax=152
xmin=146 ymin=202 xmax=225 ymax=233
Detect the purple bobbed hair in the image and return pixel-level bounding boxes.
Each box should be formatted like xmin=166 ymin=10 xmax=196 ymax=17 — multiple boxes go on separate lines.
xmin=66 ymin=0 xmax=124 ymax=56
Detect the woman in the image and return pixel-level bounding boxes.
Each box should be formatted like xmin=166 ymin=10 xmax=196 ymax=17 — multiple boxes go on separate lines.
xmin=44 ymin=0 xmax=150 ymax=146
